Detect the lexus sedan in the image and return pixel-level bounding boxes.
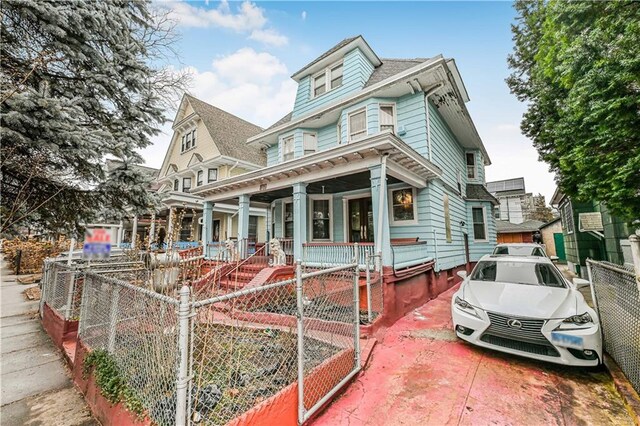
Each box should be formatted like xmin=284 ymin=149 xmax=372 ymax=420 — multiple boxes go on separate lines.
xmin=492 ymin=243 xmax=558 ymax=261
xmin=451 ymin=255 xmax=602 ymax=366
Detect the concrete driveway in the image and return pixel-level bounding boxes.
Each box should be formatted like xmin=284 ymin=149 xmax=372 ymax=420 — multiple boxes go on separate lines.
xmin=312 ymin=284 xmax=635 ymax=425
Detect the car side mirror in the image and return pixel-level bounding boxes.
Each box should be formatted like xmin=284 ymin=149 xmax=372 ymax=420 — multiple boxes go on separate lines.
xmin=549 ymin=256 xmax=559 ymax=262
xmin=457 ymin=271 xmax=467 ymax=279
xmin=572 ymin=278 xmax=590 ymax=289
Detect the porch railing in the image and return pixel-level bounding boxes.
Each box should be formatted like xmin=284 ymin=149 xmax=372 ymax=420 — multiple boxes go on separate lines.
xmin=302 ymin=242 xmax=374 ymax=268
xmin=391 ymin=241 xmax=431 ymax=270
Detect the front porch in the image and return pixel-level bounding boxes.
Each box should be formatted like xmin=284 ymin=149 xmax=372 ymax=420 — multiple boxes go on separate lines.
xmin=194 ymin=132 xmax=441 ymax=270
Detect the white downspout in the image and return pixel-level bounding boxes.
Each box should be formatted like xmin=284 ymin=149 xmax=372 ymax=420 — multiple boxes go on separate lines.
xmin=375 ymin=154 xmax=389 ymax=257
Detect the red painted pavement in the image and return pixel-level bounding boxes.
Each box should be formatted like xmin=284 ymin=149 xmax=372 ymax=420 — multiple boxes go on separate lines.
xmin=312 ymin=284 xmax=634 ymax=426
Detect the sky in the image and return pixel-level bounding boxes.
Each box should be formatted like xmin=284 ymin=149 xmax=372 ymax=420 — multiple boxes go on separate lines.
xmin=143 ymin=0 xmax=557 ymax=204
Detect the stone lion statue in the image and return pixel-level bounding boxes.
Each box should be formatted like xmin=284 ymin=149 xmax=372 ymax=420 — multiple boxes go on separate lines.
xmin=269 ymin=238 xmax=286 ymax=266
xmin=225 ymin=239 xmax=239 ymax=262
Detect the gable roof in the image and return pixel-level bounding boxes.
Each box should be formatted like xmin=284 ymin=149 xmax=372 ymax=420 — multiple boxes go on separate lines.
xmin=539 ymin=217 xmax=561 ymax=229
xmin=466 ymin=184 xmax=499 ymax=205
xmin=291 ymin=35 xmax=382 ymax=81
xmin=183 ymin=94 xmax=266 ymax=166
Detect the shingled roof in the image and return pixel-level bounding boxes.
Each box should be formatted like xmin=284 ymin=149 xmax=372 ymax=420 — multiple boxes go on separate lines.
xmin=364 ymin=58 xmax=431 ymax=87
xmin=185 ymin=95 xmax=266 ymax=166
xmin=291 ymin=36 xmax=360 ymax=78
xmin=466 ymin=184 xmax=499 ymax=205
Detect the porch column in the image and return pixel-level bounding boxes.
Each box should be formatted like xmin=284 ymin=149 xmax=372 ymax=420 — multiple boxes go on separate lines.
xmin=202 ymin=201 xmax=214 ymax=257
xmin=167 ymin=207 xmax=175 ymax=250
xmin=237 ymin=194 xmax=250 ymax=258
xmin=293 ymin=183 xmax=308 ymax=261
xmin=149 ymin=213 xmax=156 ymax=248
xmin=370 ymin=164 xmax=392 ymax=266
xmin=131 ymin=215 xmax=138 ymax=250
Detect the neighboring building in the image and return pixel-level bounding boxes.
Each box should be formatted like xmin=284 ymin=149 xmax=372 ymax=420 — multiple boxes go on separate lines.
xmin=551 ymin=188 xmax=630 ymax=276
xmin=193 ymin=36 xmax=498 ymax=275
xmin=495 ymin=219 xmax=544 ymax=244
xmin=153 ymin=94 xmax=268 ymax=250
xmin=539 ymin=217 xmax=565 ymax=262
xmin=487 ymin=177 xmax=539 ymax=224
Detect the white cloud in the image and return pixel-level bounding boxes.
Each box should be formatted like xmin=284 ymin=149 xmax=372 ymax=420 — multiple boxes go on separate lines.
xmin=301 ymin=11 xmax=307 ymax=21
xmin=140 ymin=48 xmax=297 ymax=169
xmin=163 ymin=0 xmax=287 ymax=46
xmin=249 ymin=29 xmax=289 ymax=47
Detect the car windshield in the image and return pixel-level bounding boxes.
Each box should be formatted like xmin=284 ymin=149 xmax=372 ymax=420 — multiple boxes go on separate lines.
xmin=470 ymin=260 xmax=566 ymax=288
xmin=493 ymin=246 xmax=541 ymax=256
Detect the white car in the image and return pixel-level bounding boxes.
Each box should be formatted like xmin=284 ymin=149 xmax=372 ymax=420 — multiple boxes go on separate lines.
xmin=492 ymin=243 xmax=558 ymax=261
xmin=452 ymin=255 xmax=602 ymax=366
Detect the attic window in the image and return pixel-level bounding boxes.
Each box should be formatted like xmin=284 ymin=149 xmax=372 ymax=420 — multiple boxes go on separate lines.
xmin=181 ymin=128 xmax=197 ymax=153
xmin=466 ymin=152 xmax=476 ymax=179
xmin=311 ymin=60 xmax=343 ymax=99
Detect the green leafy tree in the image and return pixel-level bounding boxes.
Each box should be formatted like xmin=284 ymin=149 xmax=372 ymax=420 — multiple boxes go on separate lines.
xmin=1 ymin=0 xmax=188 ymax=235
xmin=507 ymin=0 xmax=640 ymax=223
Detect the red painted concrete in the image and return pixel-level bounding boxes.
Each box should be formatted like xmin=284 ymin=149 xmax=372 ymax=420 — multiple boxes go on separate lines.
xmin=313 ymin=284 xmax=635 ymax=426
xmin=73 ymin=340 xmax=151 ymax=426
xmin=42 ymin=302 xmax=78 ymax=352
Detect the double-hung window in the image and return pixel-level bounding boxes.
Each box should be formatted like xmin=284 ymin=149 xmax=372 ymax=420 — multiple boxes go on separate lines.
xmin=348 ymin=109 xmax=367 ymax=142
xmin=208 ymin=168 xmax=218 ymax=183
xmin=472 ymin=207 xmax=487 ymax=241
xmin=197 ymin=170 xmax=203 ymax=186
xmin=185 ymin=131 xmax=192 ymax=150
xmin=303 ymin=132 xmax=317 ymax=156
xmin=282 ymin=136 xmax=294 ymax=161
xmin=391 ymin=188 xmax=417 ymax=224
xmin=191 ymin=128 xmax=197 ymax=148
xmin=330 ymin=63 xmax=343 ymax=90
xmin=182 ymin=177 xmax=192 ymax=193
xmin=379 ymin=105 xmax=395 ymax=133
xmin=311 ymin=61 xmax=343 ymax=98
xmin=466 ymin=153 xmax=476 ymax=179
xmin=173 ymin=179 xmax=179 ymax=191
xmin=180 ymin=135 xmax=185 ymax=152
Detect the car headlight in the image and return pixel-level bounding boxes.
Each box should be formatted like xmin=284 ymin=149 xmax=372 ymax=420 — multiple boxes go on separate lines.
xmin=563 ymin=312 xmax=593 ymax=325
xmin=454 ymin=296 xmax=480 ymax=318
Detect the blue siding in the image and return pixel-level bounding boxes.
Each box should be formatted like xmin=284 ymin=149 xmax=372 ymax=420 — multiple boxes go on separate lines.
xmin=317 ymin=124 xmax=338 ymax=152
xmin=266 ymin=145 xmax=279 ymax=166
xmin=292 ymin=48 xmax=375 ymax=118
xmin=396 ymin=93 xmax=428 ymax=158
xmin=429 ymin=101 xmax=466 ymax=190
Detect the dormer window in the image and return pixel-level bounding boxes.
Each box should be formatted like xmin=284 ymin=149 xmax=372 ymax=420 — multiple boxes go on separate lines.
xmin=311 ymin=60 xmax=343 ymax=99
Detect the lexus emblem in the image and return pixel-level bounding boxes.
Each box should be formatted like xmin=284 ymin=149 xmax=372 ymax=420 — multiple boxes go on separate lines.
xmin=507 ymin=319 xmax=522 ymax=329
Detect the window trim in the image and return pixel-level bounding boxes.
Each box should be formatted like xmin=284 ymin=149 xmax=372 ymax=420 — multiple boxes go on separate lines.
xmin=347 ymin=107 xmax=368 ymax=143
xmin=466 ymin=152 xmax=476 ymax=179
xmin=388 ymin=186 xmax=418 ymax=226
xmin=308 ymin=194 xmax=333 ymax=241
xmin=471 ymin=206 xmax=489 ymax=242
xmin=378 ymin=103 xmax=397 ymax=134
xmin=281 ymin=134 xmax=295 ymax=162
xmin=180 ymin=127 xmax=197 ymax=153
xmin=182 ymin=177 xmax=192 ymax=193
xmin=197 ymin=170 xmax=203 ymax=186
xmin=310 ymin=59 xmax=344 ymax=99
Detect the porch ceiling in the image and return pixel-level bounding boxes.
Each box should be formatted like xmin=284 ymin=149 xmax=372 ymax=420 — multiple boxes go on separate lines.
xmin=193 ymin=132 xmax=441 ymax=203
xmin=249 ymin=172 xmax=401 ymax=203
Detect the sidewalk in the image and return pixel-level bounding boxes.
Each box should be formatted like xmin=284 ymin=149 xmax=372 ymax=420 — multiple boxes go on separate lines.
xmin=0 ymin=260 xmax=96 ymax=425
xmin=312 ymin=285 xmax=634 ymax=425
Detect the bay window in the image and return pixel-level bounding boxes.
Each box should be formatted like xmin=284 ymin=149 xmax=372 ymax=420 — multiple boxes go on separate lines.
xmin=173 ymin=179 xmax=179 ymax=191
xmin=379 ymin=105 xmax=395 ymax=133
xmin=303 ymin=132 xmax=317 ymax=156
xmin=472 ymin=207 xmax=487 ymax=241
xmin=208 ymin=168 xmax=218 ymax=183
xmin=282 ymin=136 xmax=294 ymax=161
xmin=197 ymin=170 xmax=203 ymax=186
xmin=182 ymin=177 xmax=191 ymax=193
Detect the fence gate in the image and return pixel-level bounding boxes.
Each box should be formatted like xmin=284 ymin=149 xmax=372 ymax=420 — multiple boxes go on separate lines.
xmin=587 ymin=259 xmax=640 ymax=393
xmin=297 ymin=262 xmax=361 ymax=424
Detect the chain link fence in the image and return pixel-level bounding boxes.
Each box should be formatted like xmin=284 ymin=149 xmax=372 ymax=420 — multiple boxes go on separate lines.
xmin=68 ymin=260 xmax=361 ymax=425
xmin=587 ymin=259 xmax=639 ymax=393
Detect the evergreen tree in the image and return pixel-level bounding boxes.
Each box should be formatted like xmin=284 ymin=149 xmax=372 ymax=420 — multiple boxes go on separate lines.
xmin=1 ymin=0 xmax=187 ymax=235
xmin=507 ymin=0 xmax=640 ymax=223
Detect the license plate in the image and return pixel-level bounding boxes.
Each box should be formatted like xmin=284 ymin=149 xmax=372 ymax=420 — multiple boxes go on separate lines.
xmin=551 ymin=332 xmax=584 ymax=349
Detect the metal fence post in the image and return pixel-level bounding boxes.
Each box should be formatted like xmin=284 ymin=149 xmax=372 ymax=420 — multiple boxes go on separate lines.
xmin=176 ymin=285 xmax=191 ymax=426
xmin=365 ymin=252 xmax=372 ymax=323
xmin=64 ymin=271 xmax=76 ymax=320
xmin=107 ymin=286 xmax=121 ymax=353
xmin=353 ymin=243 xmax=361 ymax=368
xmin=296 ymin=260 xmax=305 ymax=424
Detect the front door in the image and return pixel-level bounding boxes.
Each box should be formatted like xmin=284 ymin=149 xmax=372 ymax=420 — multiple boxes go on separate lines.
xmin=348 ymin=197 xmax=374 ymax=242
